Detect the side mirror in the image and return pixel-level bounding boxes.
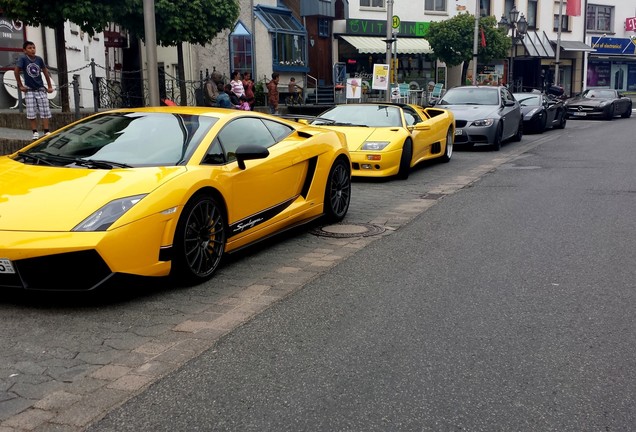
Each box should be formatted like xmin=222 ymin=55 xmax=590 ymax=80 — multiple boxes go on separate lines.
xmin=504 ymin=100 xmax=516 ymax=107
xmin=235 ymin=144 xmax=269 ymax=170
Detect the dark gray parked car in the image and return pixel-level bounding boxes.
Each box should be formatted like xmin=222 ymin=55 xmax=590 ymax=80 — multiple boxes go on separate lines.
xmin=564 ymin=89 xmax=632 ymax=120
xmin=434 ymin=85 xmax=523 ymax=151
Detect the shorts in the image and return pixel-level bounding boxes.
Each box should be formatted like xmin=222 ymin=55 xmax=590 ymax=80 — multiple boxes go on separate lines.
xmin=25 ymin=89 xmax=52 ymax=120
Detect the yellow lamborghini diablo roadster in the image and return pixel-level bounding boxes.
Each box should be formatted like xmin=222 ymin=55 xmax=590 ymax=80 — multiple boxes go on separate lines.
xmin=308 ymin=103 xmax=455 ymax=179
xmin=0 ymin=107 xmax=351 ymax=290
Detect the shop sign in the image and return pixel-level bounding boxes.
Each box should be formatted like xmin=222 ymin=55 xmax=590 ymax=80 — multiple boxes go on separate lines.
xmin=0 ymin=18 xmax=24 ymax=50
xmin=591 ymin=36 xmax=636 ymax=55
xmin=626 ymin=17 xmax=636 ymax=32
xmin=346 ymin=19 xmax=430 ymax=37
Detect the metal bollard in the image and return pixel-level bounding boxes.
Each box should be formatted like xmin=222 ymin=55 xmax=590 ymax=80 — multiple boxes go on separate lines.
xmin=72 ymin=74 xmax=81 ymax=119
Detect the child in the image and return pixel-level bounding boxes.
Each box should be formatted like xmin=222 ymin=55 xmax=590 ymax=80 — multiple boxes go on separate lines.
xmin=287 ymin=77 xmax=303 ymax=105
xmin=14 ymin=41 xmax=54 ymax=140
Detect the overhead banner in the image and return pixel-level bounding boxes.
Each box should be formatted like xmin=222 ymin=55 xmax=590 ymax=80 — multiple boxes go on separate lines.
xmin=566 ymin=0 xmax=581 ymax=17
xmin=372 ymin=64 xmax=389 ymax=90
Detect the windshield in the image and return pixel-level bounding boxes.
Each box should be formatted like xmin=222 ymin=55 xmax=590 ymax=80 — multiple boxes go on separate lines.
xmin=583 ymin=89 xmax=617 ymax=99
xmin=514 ymin=94 xmax=541 ymax=106
xmin=16 ymin=112 xmax=217 ymax=168
xmin=439 ymin=88 xmax=500 ymax=105
xmin=312 ymin=105 xmax=403 ymax=127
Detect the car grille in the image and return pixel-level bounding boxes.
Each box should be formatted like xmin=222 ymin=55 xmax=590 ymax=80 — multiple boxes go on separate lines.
xmin=0 ymin=250 xmax=113 ymax=290
xmin=567 ymin=106 xmax=595 ymax=112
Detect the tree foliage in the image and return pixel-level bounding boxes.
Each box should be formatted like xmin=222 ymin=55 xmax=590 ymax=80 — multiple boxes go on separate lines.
xmin=0 ymin=0 xmax=117 ymax=111
xmin=113 ymin=0 xmax=239 ymax=47
xmin=426 ymin=13 xmax=510 ymax=84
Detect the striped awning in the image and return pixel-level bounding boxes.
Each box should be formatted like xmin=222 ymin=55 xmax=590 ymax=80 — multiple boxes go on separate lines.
xmin=339 ymin=35 xmax=431 ymax=54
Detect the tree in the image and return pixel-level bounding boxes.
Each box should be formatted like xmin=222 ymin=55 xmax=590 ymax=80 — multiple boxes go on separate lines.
xmin=114 ymin=0 xmax=240 ymax=106
xmin=0 ymin=0 xmax=115 ymax=112
xmin=426 ymin=13 xmax=510 ymax=86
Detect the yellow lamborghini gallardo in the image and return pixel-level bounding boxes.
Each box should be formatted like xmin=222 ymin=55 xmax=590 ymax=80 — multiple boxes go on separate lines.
xmin=0 ymin=107 xmax=351 ymax=290
xmin=308 ymin=103 xmax=455 ymax=179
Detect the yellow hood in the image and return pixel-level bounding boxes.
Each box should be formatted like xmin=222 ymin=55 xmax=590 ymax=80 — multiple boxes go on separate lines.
xmin=316 ymin=126 xmax=405 ymax=152
xmin=0 ymin=158 xmax=185 ymax=231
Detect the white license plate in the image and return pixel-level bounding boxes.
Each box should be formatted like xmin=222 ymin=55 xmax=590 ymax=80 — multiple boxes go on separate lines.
xmin=0 ymin=258 xmax=16 ymax=274
xmin=572 ymin=112 xmax=586 ymax=117
xmin=455 ymin=129 xmax=463 ymax=135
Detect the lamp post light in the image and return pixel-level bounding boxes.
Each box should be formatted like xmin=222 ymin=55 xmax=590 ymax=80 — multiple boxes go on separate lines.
xmin=498 ymin=6 xmax=528 ymax=91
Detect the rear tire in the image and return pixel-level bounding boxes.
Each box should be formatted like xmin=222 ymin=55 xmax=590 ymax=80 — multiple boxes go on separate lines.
xmin=512 ymin=120 xmax=523 ymax=142
xmin=440 ymin=128 xmax=453 ymax=163
xmin=396 ymin=139 xmax=413 ymax=180
xmin=555 ymin=110 xmax=567 ymax=129
xmin=171 ymin=193 xmax=226 ymax=284
xmin=621 ymin=103 xmax=632 ymax=118
xmin=323 ymin=158 xmax=351 ymax=223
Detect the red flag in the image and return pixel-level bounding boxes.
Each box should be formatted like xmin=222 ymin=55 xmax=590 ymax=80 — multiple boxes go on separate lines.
xmin=480 ymin=27 xmax=486 ymax=48
xmin=566 ymin=0 xmax=581 ymax=16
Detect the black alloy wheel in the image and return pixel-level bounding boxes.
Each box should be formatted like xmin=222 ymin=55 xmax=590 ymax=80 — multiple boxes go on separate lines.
xmin=171 ymin=193 xmax=226 ymax=284
xmin=323 ymin=158 xmax=351 ymax=223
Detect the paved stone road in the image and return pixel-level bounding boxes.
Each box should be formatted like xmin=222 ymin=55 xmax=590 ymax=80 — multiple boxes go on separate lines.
xmin=0 ymin=131 xmax=563 ymax=431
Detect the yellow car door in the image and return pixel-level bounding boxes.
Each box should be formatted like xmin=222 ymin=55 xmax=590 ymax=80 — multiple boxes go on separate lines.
xmin=217 ymin=117 xmax=305 ymax=237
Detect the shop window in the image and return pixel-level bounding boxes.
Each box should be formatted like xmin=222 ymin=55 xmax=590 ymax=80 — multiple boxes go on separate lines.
xmin=229 ymin=22 xmax=253 ymax=76
xmin=586 ymin=4 xmax=612 ymax=32
xmin=254 ymin=5 xmax=308 ymax=71
xmin=479 ymin=0 xmax=491 ymax=17
xmin=527 ymin=0 xmax=537 ymax=30
xmin=425 ymin=0 xmax=446 ymax=13
xmin=276 ymin=34 xmax=306 ymax=67
xmin=360 ymin=0 xmax=384 ymax=8
xmin=553 ymin=14 xmax=569 ymax=32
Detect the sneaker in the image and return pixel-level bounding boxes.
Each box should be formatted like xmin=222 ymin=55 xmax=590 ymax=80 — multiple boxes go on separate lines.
xmin=32 ymin=132 xmax=39 ymax=140
xmin=44 ymin=132 xmax=51 ymax=136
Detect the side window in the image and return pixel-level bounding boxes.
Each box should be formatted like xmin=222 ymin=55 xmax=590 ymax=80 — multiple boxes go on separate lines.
xmin=217 ymin=118 xmax=276 ymax=162
xmin=501 ymin=88 xmax=514 ymax=103
xmin=402 ymin=107 xmax=422 ymax=126
xmin=202 ymin=138 xmax=225 ymax=165
xmin=262 ymin=119 xmax=294 ymax=142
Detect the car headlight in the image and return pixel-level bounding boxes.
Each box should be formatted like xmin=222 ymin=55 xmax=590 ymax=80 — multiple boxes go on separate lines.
xmin=73 ymin=194 xmax=147 ymax=232
xmin=471 ymin=118 xmax=494 ymax=127
xmin=361 ymin=141 xmax=390 ymax=151
xmin=599 ymin=101 xmax=610 ymax=107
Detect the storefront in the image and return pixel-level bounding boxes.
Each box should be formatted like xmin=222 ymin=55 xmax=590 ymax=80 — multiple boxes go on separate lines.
xmin=335 ymin=19 xmax=436 ymax=92
xmin=587 ymin=36 xmax=636 ymax=92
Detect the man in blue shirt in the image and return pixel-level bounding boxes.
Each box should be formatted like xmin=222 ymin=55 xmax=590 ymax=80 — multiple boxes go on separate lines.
xmin=14 ymin=41 xmax=54 ymax=140
xmin=215 ymin=83 xmax=233 ymax=109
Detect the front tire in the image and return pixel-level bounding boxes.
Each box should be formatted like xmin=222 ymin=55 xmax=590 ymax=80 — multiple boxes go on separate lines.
xmin=491 ymin=123 xmax=503 ymax=151
xmin=323 ymin=158 xmax=351 ymax=223
xmin=171 ymin=193 xmax=226 ymax=284
xmin=440 ymin=127 xmax=453 ymax=163
xmin=396 ymin=139 xmax=413 ymax=180
xmin=605 ymin=104 xmax=615 ymax=120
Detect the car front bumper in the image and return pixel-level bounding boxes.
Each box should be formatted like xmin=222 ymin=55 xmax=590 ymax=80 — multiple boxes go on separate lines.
xmin=453 ymin=120 xmax=498 ymax=146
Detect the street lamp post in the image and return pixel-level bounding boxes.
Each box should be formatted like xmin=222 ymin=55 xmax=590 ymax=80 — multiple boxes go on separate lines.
xmin=498 ymin=6 xmax=528 ymax=92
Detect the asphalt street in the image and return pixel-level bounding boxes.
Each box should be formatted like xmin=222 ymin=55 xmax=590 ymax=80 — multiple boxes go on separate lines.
xmin=85 ymin=116 xmax=636 ymax=431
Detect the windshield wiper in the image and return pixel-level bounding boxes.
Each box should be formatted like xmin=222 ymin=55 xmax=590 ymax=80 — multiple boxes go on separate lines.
xmin=73 ymin=158 xmax=132 ymax=169
xmin=15 ymin=152 xmax=55 ymax=165
xmin=326 ymin=122 xmax=369 ymax=127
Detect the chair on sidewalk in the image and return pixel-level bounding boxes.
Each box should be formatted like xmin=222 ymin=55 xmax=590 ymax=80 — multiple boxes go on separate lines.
xmin=428 ymin=83 xmax=444 ymax=105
